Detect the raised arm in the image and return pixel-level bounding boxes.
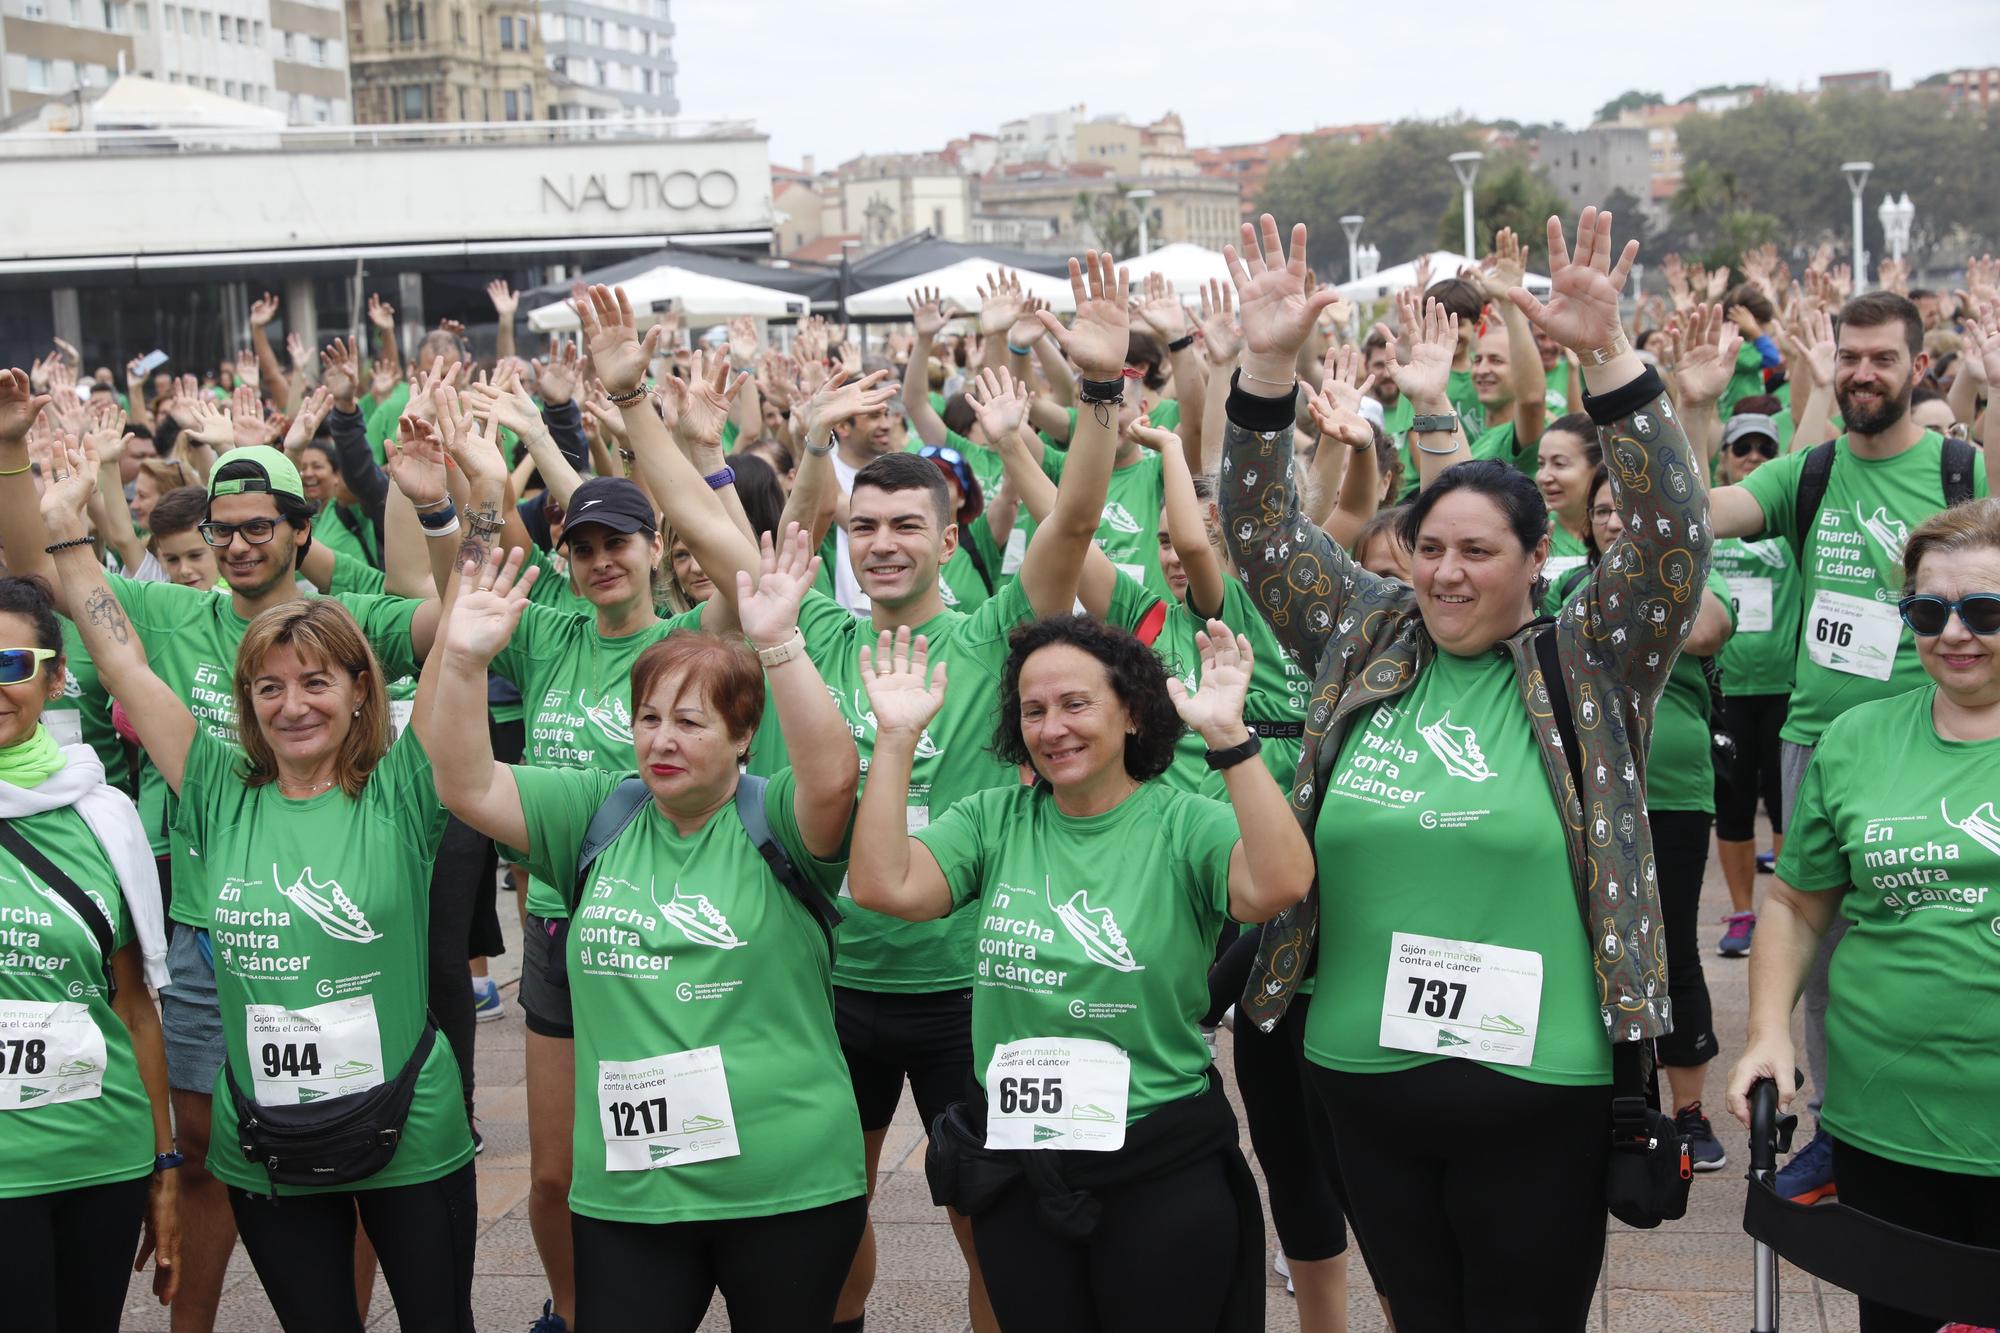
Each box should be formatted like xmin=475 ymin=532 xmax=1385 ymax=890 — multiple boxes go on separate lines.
xmin=1301 ymin=345 xmax=1381 ymax=547
xmin=1789 ymin=306 xmax=1839 ymax=452
xmin=1379 ymin=292 xmax=1469 ymax=492
xmin=1666 ymin=303 xmax=1741 ymax=472
xmin=901 ymin=288 xmax=957 ymax=447
xmin=82 ymin=408 xmax=149 ymax=576
xmin=736 ymin=526 xmax=859 ymax=857
xmin=40 ymin=435 xmax=196 ymax=791
xmin=846 ymin=627 xmax=954 ymax=921
xmin=0 ymin=369 xmax=58 ymax=592
xmin=1960 ymin=316 xmax=2000 ymax=483
xmin=1481 ymin=228 xmax=1547 ymax=449
xmin=1143 ymin=422 xmax=1225 ymax=615
xmin=247 ymin=292 xmax=291 ymax=405
xmin=485 ymin=280 xmax=518 ymax=362
xmin=423 ymin=548 xmax=536 ymax=854
xmin=1132 ymin=273 xmax=1206 ymax=469
xmin=1195 ymin=280 xmax=1243 ymax=474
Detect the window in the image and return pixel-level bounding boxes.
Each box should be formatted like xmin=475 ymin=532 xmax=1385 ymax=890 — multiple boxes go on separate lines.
xmin=218 ymin=13 xmax=229 ymax=38
xmin=199 ymin=9 xmax=210 ymax=35
xmin=588 ymin=17 xmax=601 ymax=43
xmin=281 ymin=29 xmax=292 ymax=55
xmin=235 ymin=16 xmax=246 ymax=39
xmin=451 ymin=8 xmax=461 ymax=40
xmin=503 ymin=89 xmax=518 ymax=119
xmin=399 ymin=83 xmax=425 ymax=118
xmin=396 ymin=4 xmax=411 ymax=40
xmin=181 ymin=6 xmax=192 ymax=31
xmin=593 ymin=58 xmax=605 ymax=85
xmin=133 ymin=1 xmax=147 ymax=27
xmin=498 ymin=14 xmax=511 ymax=46
xmin=224 ymin=79 xmax=236 ymax=97
xmin=415 ymin=3 xmax=423 ymax=38
xmin=25 ymin=58 xmax=52 ymax=91
xmin=457 ymin=87 xmax=466 ymax=118
xmin=252 ymin=18 xmax=262 ymax=41
xmin=23 ymin=0 xmax=44 ymax=17
xmin=310 ymin=35 xmax=325 ymax=62
xmin=564 ymin=15 xmax=581 ymax=40
xmin=551 ymin=54 xmax=565 ymax=73
xmin=520 ymin=82 xmax=531 ymax=117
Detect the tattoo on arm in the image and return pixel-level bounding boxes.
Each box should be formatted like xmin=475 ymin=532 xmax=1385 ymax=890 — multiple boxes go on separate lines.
xmin=84 ymin=587 xmax=131 ymax=646
xmin=1092 ymin=402 xmax=1113 ymax=430
xmin=456 ymin=504 xmax=502 ymax=570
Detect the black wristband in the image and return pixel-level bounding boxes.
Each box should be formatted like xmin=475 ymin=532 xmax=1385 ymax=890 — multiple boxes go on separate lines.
xmin=44 ymin=536 xmax=93 ymax=555
xmin=1203 ymin=732 xmax=1263 ymax=772
xmin=1078 ymin=376 xmax=1125 ymax=404
xmin=1166 ymin=333 xmax=1195 ymax=353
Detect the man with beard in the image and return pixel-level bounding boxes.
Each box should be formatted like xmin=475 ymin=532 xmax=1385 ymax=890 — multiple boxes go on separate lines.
xmin=1707 ymin=291 xmax=1988 ymax=1206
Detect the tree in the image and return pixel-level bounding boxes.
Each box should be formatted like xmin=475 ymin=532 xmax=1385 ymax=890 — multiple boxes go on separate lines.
xmin=1594 ymin=90 xmax=1664 ymax=125
xmin=1255 ymin=121 xmax=1489 ymax=274
xmin=1071 ymin=192 xmax=1156 ymax=261
xmin=1438 ymin=158 xmax=1572 ymax=257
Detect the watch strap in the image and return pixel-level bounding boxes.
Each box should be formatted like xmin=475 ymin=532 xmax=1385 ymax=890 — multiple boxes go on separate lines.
xmin=1581 ymin=333 xmax=1632 ymax=367
xmin=1203 ymin=732 xmax=1263 ymax=772
xmin=1410 ymin=413 xmax=1459 ymax=433
xmin=755 ymin=629 xmax=805 ymax=668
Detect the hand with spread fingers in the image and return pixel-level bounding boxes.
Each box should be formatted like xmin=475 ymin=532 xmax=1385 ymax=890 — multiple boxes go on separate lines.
xmin=1304 ymin=344 xmax=1377 ymax=451
xmin=1505 ymin=207 xmax=1639 ymax=356
xmin=1226 ymin=214 xmax=1342 ymax=387
xmin=1035 ymin=251 xmax=1129 ymax=382
xmin=572 ymin=283 xmax=663 ymax=398
xmin=1164 ymin=620 xmax=1254 ymax=748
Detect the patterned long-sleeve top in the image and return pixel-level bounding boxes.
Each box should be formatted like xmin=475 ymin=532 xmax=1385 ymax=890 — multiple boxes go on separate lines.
xmin=1221 ymin=365 xmax=1710 ymax=1044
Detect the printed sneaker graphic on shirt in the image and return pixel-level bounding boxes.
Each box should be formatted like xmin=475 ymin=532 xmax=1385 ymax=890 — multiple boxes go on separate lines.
xmin=1746 ymin=539 xmax=1791 ymax=569
xmin=1479 ymin=1014 xmax=1525 ymax=1035
xmin=1940 ymin=797 xmax=2000 ymax=858
xmin=650 ymin=879 xmax=746 ymax=950
xmin=1072 ymin=1102 xmax=1116 ymax=1122
xmin=1856 ymin=504 xmax=1910 ymax=561
xmin=275 ymin=866 xmax=383 ymax=944
xmin=332 ymin=1059 xmax=376 ymax=1079
xmin=1045 ymin=877 xmax=1143 ymax=973
xmin=1099 ymin=501 xmax=1143 ymax=536
xmin=681 ymin=1113 xmax=727 ymax=1132
xmin=56 ymin=1057 xmax=100 ymax=1077
xmin=1415 ymin=707 xmax=1497 ymax=783
xmin=579 ymin=690 xmax=634 ymax=746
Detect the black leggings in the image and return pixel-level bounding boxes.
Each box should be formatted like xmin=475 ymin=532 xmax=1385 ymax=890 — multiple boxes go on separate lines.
xmin=0 ymin=1173 xmax=149 ymax=1332
xmin=1648 ymin=808 xmax=1719 ymax=1069
xmin=1831 ymin=1138 xmax=2000 ymax=1333
xmin=572 ymin=1194 xmax=867 ymax=1332
xmin=1309 ymin=1060 xmax=1609 ymax=1332
xmin=426 ymin=814 xmax=495 ymax=1109
xmin=1716 ymin=693 xmax=1788 ymax=842
xmin=227 ymin=1162 xmax=477 ymax=1332
xmin=971 ymin=1148 xmax=1239 ymax=1333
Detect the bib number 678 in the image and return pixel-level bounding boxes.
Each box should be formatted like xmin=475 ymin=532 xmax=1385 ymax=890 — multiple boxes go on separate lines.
xmin=1406 ymin=977 xmax=1467 ymax=1020
xmin=997 ymin=1075 xmax=1063 ymax=1115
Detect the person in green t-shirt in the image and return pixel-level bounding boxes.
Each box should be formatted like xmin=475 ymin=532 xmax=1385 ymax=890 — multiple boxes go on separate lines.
xmin=1422 ymin=272 xmax=1487 ymax=438
xmin=1533 ymin=414 xmax=1600 ymax=613
xmin=1705 ymin=292 xmax=1990 ymax=1195
xmin=1729 ymin=499 xmax=2000 ymax=1331
xmin=430 ymin=533 xmax=873 ymax=1331
xmin=0 ymin=574 xmax=180 ymax=1328
xmin=1460 ymin=229 xmax=1550 ymax=477
xmin=850 ymin=608 xmax=1312 ymax=1332
xmin=43 ymin=477 xmax=474 ymax=1329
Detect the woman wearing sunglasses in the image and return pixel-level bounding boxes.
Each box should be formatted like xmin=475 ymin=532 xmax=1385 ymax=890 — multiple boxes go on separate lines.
xmin=0 ymin=575 xmax=179 ymax=1331
xmin=1730 ymin=497 xmax=2000 ymax=1333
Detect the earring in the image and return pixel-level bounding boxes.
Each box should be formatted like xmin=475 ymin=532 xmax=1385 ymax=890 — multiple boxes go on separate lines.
xmin=352 ymin=707 xmax=361 ymax=717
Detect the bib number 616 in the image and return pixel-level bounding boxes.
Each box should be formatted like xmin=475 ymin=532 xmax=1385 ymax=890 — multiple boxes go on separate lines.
xmin=1813 ymin=617 xmax=1853 ymax=647
xmin=996 ymin=1075 xmax=1063 ymax=1115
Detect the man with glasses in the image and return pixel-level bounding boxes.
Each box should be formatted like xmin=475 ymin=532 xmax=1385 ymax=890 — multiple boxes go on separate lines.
xmin=0 ymin=431 xmax=445 ymax=1333
xmin=1705 ymin=291 xmax=1989 ymax=1204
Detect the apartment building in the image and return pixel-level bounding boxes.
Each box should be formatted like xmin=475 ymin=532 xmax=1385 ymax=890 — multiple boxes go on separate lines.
xmin=538 ymin=0 xmax=676 ymax=119
xmin=345 ymin=0 xmax=548 ymax=123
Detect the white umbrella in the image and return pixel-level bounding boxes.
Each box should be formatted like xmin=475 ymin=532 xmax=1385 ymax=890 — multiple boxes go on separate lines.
xmin=527 ymin=263 xmax=810 ymax=332
xmin=844 ymin=257 xmax=1077 ymax=318
xmin=1335 ymin=251 xmax=1552 ymax=304
xmin=1120 ymin=242 xmax=1231 ymax=296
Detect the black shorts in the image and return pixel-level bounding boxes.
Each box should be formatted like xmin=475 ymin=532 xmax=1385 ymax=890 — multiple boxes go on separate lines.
xmin=520 ymin=913 xmax=574 ymax=1039
xmin=834 ymin=986 xmax=973 ymax=1135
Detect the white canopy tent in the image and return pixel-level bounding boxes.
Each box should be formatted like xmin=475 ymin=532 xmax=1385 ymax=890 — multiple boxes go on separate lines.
xmin=844 ymin=257 xmax=1078 ymax=318
xmin=527 ymin=264 xmax=810 ymax=332
xmin=1119 ymin=243 xmax=1232 ymax=296
xmin=1336 ymin=251 xmax=1552 ymax=304
xmin=91 ymin=74 xmax=286 ymax=132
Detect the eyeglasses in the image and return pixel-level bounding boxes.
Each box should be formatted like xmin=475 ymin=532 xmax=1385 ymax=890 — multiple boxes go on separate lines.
xmin=1589 ymin=506 xmax=1619 ymax=523
xmin=920 ymin=444 xmax=966 ymax=465
xmin=197 ymin=518 xmax=281 ymax=548
xmin=1899 ymin=593 xmax=2000 ymax=637
xmin=1728 ymin=438 xmax=1778 ymax=458
xmin=0 ymin=648 xmax=57 ymax=685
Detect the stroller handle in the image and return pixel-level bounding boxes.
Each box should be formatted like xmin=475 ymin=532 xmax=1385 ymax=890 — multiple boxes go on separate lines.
xmin=1746 ymin=1077 xmax=1795 ymax=1181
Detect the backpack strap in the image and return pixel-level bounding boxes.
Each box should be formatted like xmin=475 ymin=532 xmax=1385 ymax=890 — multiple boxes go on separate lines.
xmin=1940 ymin=436 xmax=1977 ymax=508
xmin=1532 ymin=625 xmax=1584 ymax=803
xmin=959 ymin=535 xmax=996 ymax=597
xmin=570 ymin=777 xmax=653 ymax=913
xmin=0 ymin=818 xmax=116 ymax=1001
xmin=734 ymin=774 xmax=841 ymax=963
xmin=1789 ymin=440 xmax=1839 ymax=566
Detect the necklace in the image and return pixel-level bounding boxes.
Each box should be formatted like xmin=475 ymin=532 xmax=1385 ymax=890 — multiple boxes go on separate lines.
xmin=276 ymin=775 xmax=335 ymax=796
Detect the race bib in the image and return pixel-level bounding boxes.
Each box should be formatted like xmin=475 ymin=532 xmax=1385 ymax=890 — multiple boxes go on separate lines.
xmin=1379 ymin=931 xmax=1543 ymax=1069
xmin=1112 ymin=562 xmax=1146 ymax=588
xmin=984 ymin=1037 xmax=1129 ymax=1151
xmin=1001 ymin=525 xmax=1028 ymax=576
xmin=388 ymin=699 xmax=415 ymax=739
xmin=244 ymin=995 xmax=386 ymax=1103
xmin=1724 ymin=575 xmax=1774 ymax=633
xmin=0 ymin=1000 xmax=106 ymax=1111
xmin=598 ymin=1046 xmax=740 ymax=1172
xmin=1543 ymin=554 xmax=1587 ymax=590
xmin=1805 ymin=589 xmax=1899 ymax=681
xmin=42 ymin=709 xmax=83 ymax=748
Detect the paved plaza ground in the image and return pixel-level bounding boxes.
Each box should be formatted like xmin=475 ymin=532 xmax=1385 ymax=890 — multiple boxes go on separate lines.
xmin=118 ymin=832 xmax=1864 ymax=1331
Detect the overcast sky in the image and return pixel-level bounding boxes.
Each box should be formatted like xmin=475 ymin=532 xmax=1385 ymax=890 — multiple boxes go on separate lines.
xmin=671 ymin=1 xmax=1997 ymax=169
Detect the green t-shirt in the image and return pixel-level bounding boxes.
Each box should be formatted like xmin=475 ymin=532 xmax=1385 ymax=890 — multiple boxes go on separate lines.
xmin=176 ymin=726 xmax=470 ymax=1195
xmin=52 ymin=618 xmax=125 ymax=790
xmin=364 ymin=383 xmax=412 ymax=464
xmin=1469 ymin=417 xmax=1539 ymax=478
xmin=938 ymin=538 xmax=994 ymax=615
xmin=914 ymin=781 xmax=1237 ymax=1123
xmin=1713 ymin=537 xmax=1801 ymax=697
xmin=1382 ymin=394 xmax=1418 ymax=502
xmin=1738 ymin=432 xmax=1989 ymax=746
xmin=1306 ymin=647 xmax=1610 ymax=1086
xmin=1156 ymin=576 xmax=1307 ymax=798
xmin=512 ymin=766 xmax=866 ymax=1221
xmin=114 ymin=578 xmax=423 ymax=921
xmin=1720 ymin=340 xmax=1766 ymax=418
xmin=1545 ymin=358 xmax=1572 ymax=416
xmin=1645 ymin=570 xmax=1733 ymax=813
xmin=1447 ymin=368 xmax=1484 ymax=438
xmin=0 ymin=807 xmax=153 ymax=1197
xmin=1539 ymin=521 xmax=1591 ymax=616
xmin=312 ymin=501 xmax=380 ymax=571
xmin=1039 ymin=448 xmax=1170 ymax=599
xmin=1777 ymin=685 xmax=2000 ymax=1175
xmin=491 ymin=601 xmax=705 ymax=919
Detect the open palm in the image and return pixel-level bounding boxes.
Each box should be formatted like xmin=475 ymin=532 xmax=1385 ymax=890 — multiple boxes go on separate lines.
xmin=738 ymin=525 xmax=819 ymax=649
xmin=1508 ymin=208 xmax=1637 ymax=354
xmin=387 ymin=416 xmax=447 ymax=506
xmin=967 ymin=367 xmax=1028 ymax=441
xmin=444 ymin=549 xmax=538 ymax=665
xmin=859 ymin=626 xmax=948 ymax=740
xmin=1227 ymin=216 xmax=1338 ymax=374
xmin=574 ymin=283 xmax=660 ymax=396
xmin=1037 ymin=252 xmax=1127 ymax=380
xmin=1165 ymin=622 xmax=1252 ymax=742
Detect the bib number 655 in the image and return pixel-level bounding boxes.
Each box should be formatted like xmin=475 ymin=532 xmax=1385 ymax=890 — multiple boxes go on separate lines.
xmin=996 ymin=1075 xmax=1063 ymax=1115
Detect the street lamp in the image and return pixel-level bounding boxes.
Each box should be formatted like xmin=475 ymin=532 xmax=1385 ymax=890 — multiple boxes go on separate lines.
xmin=1340 ymin=214 xmax=1365 ymax=283
xmin=1448 ymin=151 xmax=1484 ymax=259
xmin=1126 ymin=188 xmax=1156 ymax=257
xmin=1841 ymin=161 xmax=1872 ymax=292
xmin=1878 ymin=191 xmax=1915 ymax=267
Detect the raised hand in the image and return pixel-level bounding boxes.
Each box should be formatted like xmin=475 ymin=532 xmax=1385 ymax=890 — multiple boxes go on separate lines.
xmin=1506 ymin=208 xmax=1638 ymax=355
xmin=443 ymin=547 xmax=540 ymax=665
xmin=1303 ymin=344 xmax=1376 ymax=450
xmin=1007 ymin=297 xmax=1049 ymax=350
xmin=674 ymin=348 xmax=746 ymax=450
xmin=405 ymin=355 xmax=453 ymax=425
xmin=536 ymin=337 xmax=581 ymax=406
xmin=573 ymin=283 xmax=661 ymax=397
xmin=285 ymin=332 xmax=310 ymax=375
xmin=0 ymin=368 xmax=51 ymax=442
xmin=319 ymin=337 xmax=360 ymax=408
xmin=965 ymin=366 xmax=1029 ymax=443
xmin=84 ymin=401 xmax=126 ymax=460
xmin=721 ymin=314 xmax=758 ymax=371
xmin=248 ymin=291 xmax=280 ymax=329
xmin=858 ymin=625 xmax=948 ymax=740
xmin=229 ymin=386 xmax=269 ymax=447
xmin=1126 ymin=422 xmax=1178 ymax=454
xmin=38 ymin=432 xmax=102 ymax=530
xmin=799 ymin=366 xmax=895 ymax=440
xmin=1877 ymin=257 xmax=1909 ymax=297
xmin=1164 ymin=620 xmax=1253 ymax=746
xmin=1800 ymin=306 xmax=1837 ymax=388
xmin=387 ymin=414 xmax=448 ymax=507
xmin=1661 ymin=253 xmax=1691 ymax=314
xmin=1960 ymin=318 xmax=2000 ymax=392
xmin=1375 ymin=292 xmax=1457 ymax=406
xmin=233 ymin=349 xmax=260 ymax=391
xmin=1703 ymin=265 xmax=1731 ymax=301
xmin=1476 ymin=226 xmax=1528 ymax=302
xmin=1668 ymin=304 xmax=1741 ymax=405
xmin=1132 ymin=271 xmax=1189 ymax=342
xmin=434 ymin=383 xmax=509 ymax=490
xmin=737 ymin=524 xmax=821 ymax=650
xmin=285 ymin=386 xmax=336 ymax=453
xmin=1035 ymin=251 xmax=1129 ymax=381
xmin=1197 ymin=278 xmax=1243 ymax=365
xmin=1226 ymin=215 xmax=1340 ymax=384
xmin=906 ymin=286 xmax=957 ymax=341
xmin=977 ymin=269 xmax=1025 ymax=337
xmin=366 ymin=293 xmax=396 ymax=332
xmin=485 ymin=279 xmax=519 ymax=318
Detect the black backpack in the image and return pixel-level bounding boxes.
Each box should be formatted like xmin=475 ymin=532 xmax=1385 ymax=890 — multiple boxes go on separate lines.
xmin=1787 ymin=436 xmax=1976 ymax=566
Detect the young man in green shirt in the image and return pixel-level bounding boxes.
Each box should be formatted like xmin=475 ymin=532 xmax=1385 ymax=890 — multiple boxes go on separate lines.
xmin=1705 ymin=290 xmax=1990 ymax=1202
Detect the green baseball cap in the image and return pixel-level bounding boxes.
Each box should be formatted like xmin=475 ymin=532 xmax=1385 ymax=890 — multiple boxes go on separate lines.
xmin=207 ymin=445 xmax=305 ymax=502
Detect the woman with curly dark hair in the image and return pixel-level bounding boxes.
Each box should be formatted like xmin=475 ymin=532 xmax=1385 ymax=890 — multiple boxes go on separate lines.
xmin=847 ymin=613 xmax=1312 ymax=1332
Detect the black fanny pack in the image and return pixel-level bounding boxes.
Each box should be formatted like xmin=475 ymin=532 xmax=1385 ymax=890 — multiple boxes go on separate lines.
xmin=1604 ymin=1039 xmax=1691 ymax=1229
xmin=226 ymin=1023 xmax=437 ymax=1191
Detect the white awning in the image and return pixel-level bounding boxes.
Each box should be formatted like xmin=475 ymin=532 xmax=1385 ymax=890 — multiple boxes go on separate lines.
xmin=1336 ymin=251 xmax=1551 ymax=304
xmin=844 ymin=256 xmax=1078 ymax=318
xmin=527 ymin=263 xmax=810 ymax=331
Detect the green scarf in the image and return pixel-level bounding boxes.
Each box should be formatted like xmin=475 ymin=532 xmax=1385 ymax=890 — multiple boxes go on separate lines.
xmin=0 ymin=724 xmax=65 ymax=789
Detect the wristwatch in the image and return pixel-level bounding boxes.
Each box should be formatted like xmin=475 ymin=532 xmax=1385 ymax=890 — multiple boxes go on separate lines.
xmin=154 ymin=1151 xmax=185 ymax=1172
xmin=1410 ymin=413 xmax=1459 ymax=434
xmin=755 ymin=630 xmax=805 ymax=668
xmin=1203 ymin=732 xmax=1263 ymax=772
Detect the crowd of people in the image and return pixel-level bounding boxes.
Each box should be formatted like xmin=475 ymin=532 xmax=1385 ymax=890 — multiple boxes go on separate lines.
xmin=2 ymin=202 xmax=1996 ymax=1333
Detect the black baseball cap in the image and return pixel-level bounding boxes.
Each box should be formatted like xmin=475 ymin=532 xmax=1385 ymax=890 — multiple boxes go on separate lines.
xmin=557 ymin=476 xmax=657 ymax=544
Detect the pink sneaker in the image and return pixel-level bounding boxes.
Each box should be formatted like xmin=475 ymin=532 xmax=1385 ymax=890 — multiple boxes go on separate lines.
xmin=1718 ymin=911 xmax=1756 ymax=958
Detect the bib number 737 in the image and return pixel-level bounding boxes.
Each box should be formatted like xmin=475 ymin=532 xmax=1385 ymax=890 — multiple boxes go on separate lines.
xmin=1378 ymin=932 xmax=1543 ymax=1069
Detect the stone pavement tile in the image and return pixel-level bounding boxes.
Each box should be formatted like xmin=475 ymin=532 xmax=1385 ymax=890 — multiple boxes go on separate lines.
xmin=468 ymin=1214 xmax=553 ymax=1277
xmin=872 ymin=1219 xmax=980 ymax=1282
xmin=1606 ymin=1230 xmax=1815 ymax=1292
xmin=1606 ymin=1289 xmax=1764 ymax=1330
xmin=871 ymin=1157 xmax=948 ymax=1223
xmin=380 ymin=1272 xmax=559 ymax=1331
xmin=751 ymin=1282 xmax=972 ymax=1333
xmin=1819 ymin=1287 xmax=1861 ymax=1331
xmin=476 ymin=1164 xmax=531 ymax=1222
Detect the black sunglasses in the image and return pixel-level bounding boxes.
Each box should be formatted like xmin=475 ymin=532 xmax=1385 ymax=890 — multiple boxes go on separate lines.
xmin=1728 ymin=437 xmax=1778 ymax=459
xmin=1899 ymin=593 xmax=2000 ymax=637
